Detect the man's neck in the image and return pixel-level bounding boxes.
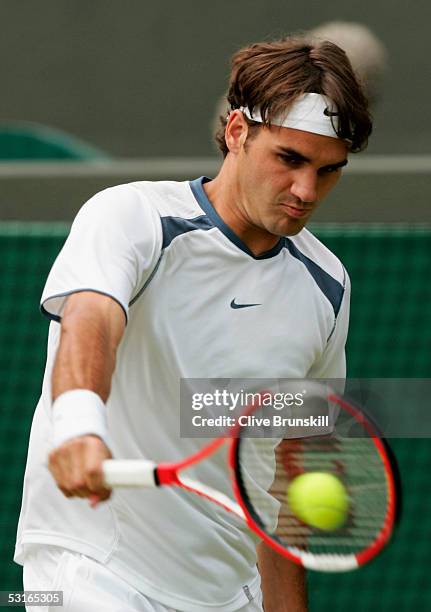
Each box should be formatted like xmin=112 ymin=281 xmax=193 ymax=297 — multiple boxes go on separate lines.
xmin=203 ymin=168 xmax=280 ymax=257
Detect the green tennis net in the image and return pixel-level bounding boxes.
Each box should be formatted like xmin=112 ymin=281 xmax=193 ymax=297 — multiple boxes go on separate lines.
xmin=0 ymin=223 xmax=430 ymax=610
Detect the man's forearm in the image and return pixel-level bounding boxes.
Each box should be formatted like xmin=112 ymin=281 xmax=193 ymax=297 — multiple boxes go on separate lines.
xmin=257 ymin=541 xmax=307 ymax=611
xmin=48 ymin=292 xmax=126 ymax=505
xmin=52 ymin=292 xmax=125 ymax=401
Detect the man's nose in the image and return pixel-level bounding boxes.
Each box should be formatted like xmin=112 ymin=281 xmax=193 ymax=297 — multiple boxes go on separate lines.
xmin=290 ymin=170 xmax=318 ymax=204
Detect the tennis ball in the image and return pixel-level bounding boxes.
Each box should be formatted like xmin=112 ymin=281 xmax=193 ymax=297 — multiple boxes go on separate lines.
xmin=287 ymin=472 xmax=349 ymax=531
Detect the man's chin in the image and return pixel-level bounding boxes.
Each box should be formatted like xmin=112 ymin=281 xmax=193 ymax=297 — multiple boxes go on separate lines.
xmin=274 ymin=217 xmax=308 ymax=237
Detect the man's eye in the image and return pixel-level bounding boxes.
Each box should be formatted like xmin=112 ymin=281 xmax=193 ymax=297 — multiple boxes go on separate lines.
xmin=278 ymin=155 xmax=302 ymax=166
xmin=319 ymin=166 xmax=340 ymax=175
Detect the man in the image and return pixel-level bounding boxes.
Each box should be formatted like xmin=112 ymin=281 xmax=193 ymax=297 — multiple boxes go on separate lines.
xmin=15 ymin=37 xmax=371 ymax=611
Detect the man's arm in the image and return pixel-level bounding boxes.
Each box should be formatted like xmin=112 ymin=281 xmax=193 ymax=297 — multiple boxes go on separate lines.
xmin=48 ymin=291 xmax=126 ymax=506
xmin=257 ymin=541 xmax=308 ymax=612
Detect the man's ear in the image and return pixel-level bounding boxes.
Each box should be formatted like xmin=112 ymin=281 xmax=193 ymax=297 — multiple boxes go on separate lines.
xmin=224 ymin=110 xmax=249 ymax=154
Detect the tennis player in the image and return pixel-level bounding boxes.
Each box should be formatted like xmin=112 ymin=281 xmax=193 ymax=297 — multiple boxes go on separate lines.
xmin=15 ymin=36 xmax=371 ymax=611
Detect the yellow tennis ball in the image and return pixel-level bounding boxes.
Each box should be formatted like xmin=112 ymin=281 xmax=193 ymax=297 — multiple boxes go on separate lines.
xmin=287 ymin=472 xmax=349 ymax=531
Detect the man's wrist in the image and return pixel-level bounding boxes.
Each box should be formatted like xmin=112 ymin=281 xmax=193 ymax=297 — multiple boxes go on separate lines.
xmin=52 ymin=389 xmax=109 ymax=447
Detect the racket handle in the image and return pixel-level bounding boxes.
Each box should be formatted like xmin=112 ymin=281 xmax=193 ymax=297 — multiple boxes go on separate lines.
xmin=103 ymin=460 xmax=158 ymax=488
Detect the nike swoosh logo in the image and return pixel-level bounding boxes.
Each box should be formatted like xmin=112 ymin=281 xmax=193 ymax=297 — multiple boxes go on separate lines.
xmin=230 ymin=299 xmax=262 ymax=309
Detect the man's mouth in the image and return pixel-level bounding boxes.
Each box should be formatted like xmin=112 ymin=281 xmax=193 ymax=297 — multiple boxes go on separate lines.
xmin=280 ymin=203 xmax=311 ymax=219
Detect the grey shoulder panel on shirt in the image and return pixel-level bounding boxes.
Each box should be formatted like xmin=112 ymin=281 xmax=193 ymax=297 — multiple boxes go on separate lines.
xmin=129 ymin=214 xmax=214 ymax=307
xmin=285 ymin=238 xmax=345 ymax=317
xmin=160 ymin=214 xmax=214 ymax=249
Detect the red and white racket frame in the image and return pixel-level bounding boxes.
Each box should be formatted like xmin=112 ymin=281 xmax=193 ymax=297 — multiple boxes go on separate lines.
xmin=103 ymin=391 xmax=400 ymax=572
xmin=230 ymin=392 xmax=400 ymax=571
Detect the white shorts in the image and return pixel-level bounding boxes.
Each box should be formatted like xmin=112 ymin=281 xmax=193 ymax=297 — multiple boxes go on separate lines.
xmin=22 ymin=545 xmax=263 ymax=612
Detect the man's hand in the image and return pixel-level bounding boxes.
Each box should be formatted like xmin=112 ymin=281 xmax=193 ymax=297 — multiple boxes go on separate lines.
xmin=48 ymin=434 xmax=112 ymax=507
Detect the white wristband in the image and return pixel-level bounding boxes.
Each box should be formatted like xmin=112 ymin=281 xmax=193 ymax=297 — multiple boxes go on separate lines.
xmin=52 ymin=389 xmax=109 ymax=447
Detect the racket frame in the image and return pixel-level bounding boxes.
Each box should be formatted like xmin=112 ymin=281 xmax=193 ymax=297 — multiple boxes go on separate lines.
xmin=102 ymin=389 xmax=400 ymax=572
xmin=229 ymin=392 xmax=399 ymax=571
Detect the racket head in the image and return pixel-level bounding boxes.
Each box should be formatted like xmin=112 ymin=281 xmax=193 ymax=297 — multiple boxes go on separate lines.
xmin=229 ymin=385 xmax=401 ymax=572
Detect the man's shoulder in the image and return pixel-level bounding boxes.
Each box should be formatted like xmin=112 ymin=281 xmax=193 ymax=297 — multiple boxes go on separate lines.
xmin=288 ymin=227 xmax=347 ymax=286
xmin=76 ymin=179 xmax=202 ymax=227
xmin=114 ymin=179 xmax=203 ymax=218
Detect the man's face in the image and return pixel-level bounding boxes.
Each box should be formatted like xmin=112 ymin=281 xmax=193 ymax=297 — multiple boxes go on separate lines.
xmin=230 ymin=114 xmax=349 ymax=237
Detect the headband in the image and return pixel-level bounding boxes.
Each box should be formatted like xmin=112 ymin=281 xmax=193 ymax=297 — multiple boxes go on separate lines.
xmin=239 ymin=93 xmax=340 ymax=139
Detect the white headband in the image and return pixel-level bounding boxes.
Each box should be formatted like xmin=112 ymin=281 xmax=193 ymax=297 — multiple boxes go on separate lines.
xmin=239 ymin=93 xmax=340 ymax=139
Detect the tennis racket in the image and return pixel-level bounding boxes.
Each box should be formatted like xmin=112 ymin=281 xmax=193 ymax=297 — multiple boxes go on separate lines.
xmin=102 ymin=382 xmax=400 ymax=572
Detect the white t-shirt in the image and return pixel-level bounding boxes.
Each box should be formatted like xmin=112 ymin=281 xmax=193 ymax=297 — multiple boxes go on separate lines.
xmin=15 ymin=177 xmax=350 ymax=612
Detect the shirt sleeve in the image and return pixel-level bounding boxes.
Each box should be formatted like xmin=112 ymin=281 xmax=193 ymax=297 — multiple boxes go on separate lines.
xmin=41 ymin=183 xmax=163 ymax=323
xmin=307 ymin=270 xmax=351 ymax=380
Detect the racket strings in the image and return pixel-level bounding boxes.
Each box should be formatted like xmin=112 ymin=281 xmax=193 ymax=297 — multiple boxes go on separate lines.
xmin=237 ymin=434 xmax=390 ymax=554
